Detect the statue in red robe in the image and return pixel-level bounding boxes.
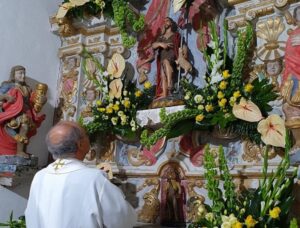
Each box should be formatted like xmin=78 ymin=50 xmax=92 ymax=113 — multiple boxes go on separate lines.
xmin=0 ymin=66 xmax=47 ymax=157
xmin=282 ymin=5 xmax=300 ymax=156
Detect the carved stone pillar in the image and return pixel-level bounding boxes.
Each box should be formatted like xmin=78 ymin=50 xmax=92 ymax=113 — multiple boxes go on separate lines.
xmin=50 ymin=16 xmax=130 ymax=122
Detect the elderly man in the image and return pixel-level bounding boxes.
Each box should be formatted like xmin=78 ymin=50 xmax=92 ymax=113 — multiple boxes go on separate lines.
xmin=25 ymin=121 xmax=137 ymax=228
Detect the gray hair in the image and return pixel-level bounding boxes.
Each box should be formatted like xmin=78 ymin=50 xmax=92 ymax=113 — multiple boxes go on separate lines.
xmin=46 ymin=121 xmax=85 ymax=159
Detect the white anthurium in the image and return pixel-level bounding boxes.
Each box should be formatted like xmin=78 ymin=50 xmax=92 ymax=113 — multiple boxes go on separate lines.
xmin=232 ymin=98 xmax=263 ymax=122
xmin=257 ymin=114 xmax=286 ymax=148
xmin=109 ymin=79 xmax=123 ymax=99
xmin=107 ymin=53 xmax=125 ymax=79
xmin=173 ymin=0 xmax=186 ymax=13
xmin=56 ymin=0 xmax=89 ymax=19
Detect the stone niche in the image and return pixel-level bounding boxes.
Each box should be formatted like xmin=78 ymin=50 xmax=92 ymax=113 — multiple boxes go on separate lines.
xmin=51 ymin=0 xmax=300 ymax=225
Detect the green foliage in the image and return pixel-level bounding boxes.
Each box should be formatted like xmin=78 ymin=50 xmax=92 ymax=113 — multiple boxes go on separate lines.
xmin=231 ymin=23 xmax=254 ymax=88
xmin=112 ymin=0 xmax=144 ymax=47
xmin=290 ymin=218 xmax=299 ymax=228
xmin=140 ymin=108 xmax=202 ymax=148
xmin=0 ymin=212 xmax=26 ymax=228
xmin=204 ymin=146 xmax=224 ymax=218
xmin=192 ymin=134 xmax=297 ymax=227
xmin=250 ymin=78 xmax=279 ymax=115
xmin=62 ymin=0 xmax=145 ymax=48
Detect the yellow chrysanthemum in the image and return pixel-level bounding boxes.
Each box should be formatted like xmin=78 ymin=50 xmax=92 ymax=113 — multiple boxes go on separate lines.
xmin=219 ymin=81 xmax=228 ymax=90
xmin=245 ymin=215 xmax=257 ymax=228
xmin=233 ymin=91 xmax=241 ymax=98
xmin=217 ymin=91 xmax=225 ymax=99
xmin=144 ymin=81 xmax=152 ymax=89
xmin=205 ymin=104 xmax=214 ymax=112
xmin=124 ymin=100 xmax=131 ymax=108
xmin=244 ymin=83 xmax=254 ymax=93
xmin=96 ymin=100 xmax=102 ymax=106
xmin=218 ymin=98 xmax=227 ymax=108
xmin=232 ymin=222 xmax=243 ymax=228
xmin=269 ymin=207 xmax=281 ymax=219
xmin=97 ymin=107 xmax=105 ymax=112
xmin=112 ymin=104 xmax=119 ymax=111
xmin=135 ymin=90 xmax=142 ymax=97
xmin=222 ymin=70 xmax=231 ymax=79
xmin=106 ymin=107 xmax=113 ymax=114
xmin=195 ymin=114 xmax=204 ymax=122
xmin=230 ymin=97 xmax=236 ymax=106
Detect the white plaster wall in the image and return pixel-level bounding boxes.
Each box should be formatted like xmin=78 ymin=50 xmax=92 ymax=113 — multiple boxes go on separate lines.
xmin=0 ymin=186 xmax=27 ymax=222
xmin=0 ymin=0 xmax=61 ymax=166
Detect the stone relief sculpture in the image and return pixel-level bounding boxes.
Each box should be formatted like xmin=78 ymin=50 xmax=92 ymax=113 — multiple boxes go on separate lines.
xmin=0 ymin=66 xmax=47 ymax=157
xmin=137 ymin=178 xmax=160 ymax=223
xmin=256 ymin=17 xmax=286 ymax=91
xmin=186 ymin=179 xmax=206 ymax=222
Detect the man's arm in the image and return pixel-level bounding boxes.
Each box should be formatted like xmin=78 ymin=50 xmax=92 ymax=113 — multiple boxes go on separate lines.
xmin=100 ymin=179 xmax=137 ymax=228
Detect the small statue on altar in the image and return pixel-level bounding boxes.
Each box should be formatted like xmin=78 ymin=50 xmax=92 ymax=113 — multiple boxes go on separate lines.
xmin=281 ymin=5 xmax=300 ymax=156
xmin=150 ymin=17 xmax=191 ymax=108
xmin=0 ymin=65 xmax=47 ymax=157
xmin=160 ymin=165 xmax=185 ymax=226
xmin=265 ymin=59 xmax=283 ymax=91
xmin=81 ymin=86 xmax=98 ymax=118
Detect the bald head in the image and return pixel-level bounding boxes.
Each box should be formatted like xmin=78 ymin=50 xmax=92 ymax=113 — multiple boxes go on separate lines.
xmin=46 ymin=121 xmax=87 ymax=159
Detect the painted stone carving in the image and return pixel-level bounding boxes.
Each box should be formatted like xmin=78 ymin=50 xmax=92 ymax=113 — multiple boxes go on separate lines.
xmin=0 ymin=66 xmax=47 ymax=157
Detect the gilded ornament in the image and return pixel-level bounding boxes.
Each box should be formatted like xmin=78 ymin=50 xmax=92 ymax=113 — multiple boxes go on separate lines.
xmin=137 ymin=178 xmax=160 ymax=223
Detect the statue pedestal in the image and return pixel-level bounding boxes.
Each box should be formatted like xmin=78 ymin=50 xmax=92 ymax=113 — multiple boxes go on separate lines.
xmin=136 ymin=105 xmax=185 ymax=128
xmin=0 ymin=155 xmax=38 ymax=187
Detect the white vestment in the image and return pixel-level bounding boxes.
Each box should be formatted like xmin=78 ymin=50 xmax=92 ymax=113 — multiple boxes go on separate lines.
xmin=25 ymin=158 xmax=137 ymax=228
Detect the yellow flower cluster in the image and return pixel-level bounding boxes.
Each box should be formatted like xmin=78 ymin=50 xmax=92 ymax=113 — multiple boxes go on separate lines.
xmin=218 ymin=98 xmax=227 ymax=108
xmin=232 ymin=222 xmax=243 ymax=228
xmin=135 ymin=90 xmax=142 ymax=97
xmin=222 ymin=70 xmax=231 ymax=79
xmin=219 ymin=81 xmax=228 ymax=90
xmin=144 ymin=81 xmax=152 ymax=89
xmin=195 ymin=114 xmax=204 ymax=122
xmin=269 ymin=207 xmax=281 ymax=219
xmin=205 ymin=104 xmax=214 ymax=112
xmin=244 ymin=83 xmax=254 ymax=93
xmin=244 ymin=215 xmax=257 ymax=228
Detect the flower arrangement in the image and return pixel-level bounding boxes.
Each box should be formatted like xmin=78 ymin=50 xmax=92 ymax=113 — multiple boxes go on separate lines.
xmin=141 ymin=21 xmax=278 ymax=148
xmin=56 ymin=0 xmax=145 ymax=47
xmin=189 ymin=128 xmax=298 ymax=228
xmin=80 ymin=50 xmax=154 ymax=140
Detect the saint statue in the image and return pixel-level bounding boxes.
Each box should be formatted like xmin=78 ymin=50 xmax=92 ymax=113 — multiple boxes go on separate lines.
xmin=160 ymin=165 xmax=185 ymax=226
xmin=149 ymin=17 xmax=191 ymax=108
xmin=281 ymin=5 xmax=300 ymax=156
xmin=0 ymin=66 xmax=47 ymax=157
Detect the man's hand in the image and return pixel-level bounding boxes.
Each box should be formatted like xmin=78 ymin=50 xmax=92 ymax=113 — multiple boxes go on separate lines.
xmin=160 ymin=42 xmax=174 ymax=49
xmin=97 ymin=162 xmax=113 ymax=179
